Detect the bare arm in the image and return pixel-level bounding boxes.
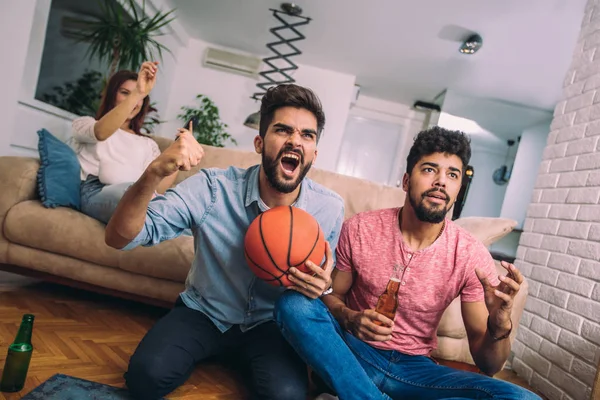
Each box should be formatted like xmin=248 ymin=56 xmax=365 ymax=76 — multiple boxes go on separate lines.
xmin=105 ymin=129 xmax=205 ymax=249
xmin=94 ymin=61 xmax=158 ymax=141
xmin=94 ymin=90 xmax=145 ymax=141
xmin=105 ymin=168 xmax=163 ymax=248
xmin=462 ymin=301 xmax=511 ymax=376
xmin=156 ymin=171 xmax=179 ymax=194
xmin=463 ymin=261 xmax=524 ymax=376
xmin=322 ymin=269 xmax=393 ymax=341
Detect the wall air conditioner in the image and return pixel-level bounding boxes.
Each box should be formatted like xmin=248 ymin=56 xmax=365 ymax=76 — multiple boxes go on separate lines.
xmin=203 ymin=47 xmax=262 ymax=78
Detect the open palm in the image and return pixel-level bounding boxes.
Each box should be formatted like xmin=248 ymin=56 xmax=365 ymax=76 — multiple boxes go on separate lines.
xmin=475 ymin=261 xmax=523 ymax=330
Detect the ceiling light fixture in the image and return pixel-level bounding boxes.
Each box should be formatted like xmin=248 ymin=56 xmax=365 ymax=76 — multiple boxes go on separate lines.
xmin=459 ymin=33 xmax=483 ymax=54
xmin=243 ymin=3 xmax=311 ymax=130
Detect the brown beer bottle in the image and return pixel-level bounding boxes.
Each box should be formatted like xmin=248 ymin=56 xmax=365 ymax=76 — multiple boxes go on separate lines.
xmin=374 ymin=278 xmax=400 ymax=326
xmin=0 ymin=314 xmax=35 ymax=393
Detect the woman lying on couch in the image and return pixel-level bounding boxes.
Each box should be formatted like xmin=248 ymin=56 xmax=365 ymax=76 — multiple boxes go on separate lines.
xmin=71 ymin=61 xmax=180 ymax=224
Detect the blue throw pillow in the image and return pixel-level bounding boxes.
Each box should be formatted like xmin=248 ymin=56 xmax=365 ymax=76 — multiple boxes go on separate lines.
xmin=36 ymin=128 xmax=81 ymax=210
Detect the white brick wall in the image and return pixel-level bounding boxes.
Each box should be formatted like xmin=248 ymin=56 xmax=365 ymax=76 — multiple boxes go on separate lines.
xmin=513 ymin=1 xmax=600 ymax=398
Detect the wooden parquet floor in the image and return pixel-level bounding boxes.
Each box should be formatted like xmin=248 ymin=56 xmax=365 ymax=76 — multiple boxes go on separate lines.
xmin=0 ymin=282 xmax=249 ymax=400
xmin=0 ymin=281 xmax=544 ymax=400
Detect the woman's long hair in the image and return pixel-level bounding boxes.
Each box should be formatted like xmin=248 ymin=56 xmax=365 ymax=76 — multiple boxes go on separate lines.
xmin=96 ymin=70 xmax=150 ymax=135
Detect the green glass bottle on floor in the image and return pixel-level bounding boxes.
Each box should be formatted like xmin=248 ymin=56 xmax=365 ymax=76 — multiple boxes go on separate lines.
xmin=0 ymin=314 xmax=35 ymax=393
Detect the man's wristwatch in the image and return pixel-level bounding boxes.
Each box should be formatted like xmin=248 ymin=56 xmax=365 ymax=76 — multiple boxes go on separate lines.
xmin=487 ymin=316 xmax=512 ymax=341
xmin=321 ymin=286 xmax=334 ymax=297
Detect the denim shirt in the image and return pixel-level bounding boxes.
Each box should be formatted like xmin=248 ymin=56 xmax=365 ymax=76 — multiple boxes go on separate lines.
xmin=123 ymin=164 xmax=345 ymax=333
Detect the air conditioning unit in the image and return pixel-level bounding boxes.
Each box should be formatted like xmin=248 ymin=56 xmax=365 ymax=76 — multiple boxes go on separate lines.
xmin=203 ymin=47 xmax=262 ymax=78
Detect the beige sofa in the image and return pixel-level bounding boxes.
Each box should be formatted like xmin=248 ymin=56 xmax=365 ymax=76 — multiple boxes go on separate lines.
xmin=0 ymin=136 xmax=527 ymax=368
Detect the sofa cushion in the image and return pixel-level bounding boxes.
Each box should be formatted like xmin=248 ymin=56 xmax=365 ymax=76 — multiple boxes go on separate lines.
xmin=453 ymin=217 xmax=517 ymax=246
xmin=36 ymin=129 xmax=81 ymax=210
xmin=4 ymin=200 xmax=193 ymax=283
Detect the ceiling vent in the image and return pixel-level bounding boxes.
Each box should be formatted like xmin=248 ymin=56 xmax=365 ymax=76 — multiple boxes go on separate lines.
xmin=203 ymin=47 xmax=262 ymax=78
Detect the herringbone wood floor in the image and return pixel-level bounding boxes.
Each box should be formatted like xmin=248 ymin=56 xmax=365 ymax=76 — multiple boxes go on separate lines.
xmin=0 ymin=281 xmax=543 ymax=400
xmin=0 ymin=282 xmax=249 ymax=400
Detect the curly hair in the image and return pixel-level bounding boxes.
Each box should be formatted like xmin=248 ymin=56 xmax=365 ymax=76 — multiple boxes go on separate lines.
xmin=406 ymin=126 xmax=471 ymax=174
xmin=259 ymin=84 xmax=325 ymax=140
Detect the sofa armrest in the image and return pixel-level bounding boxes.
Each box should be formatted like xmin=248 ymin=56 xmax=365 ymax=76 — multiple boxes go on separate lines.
xmin=0 ymin=157 xmax=40 ymax=261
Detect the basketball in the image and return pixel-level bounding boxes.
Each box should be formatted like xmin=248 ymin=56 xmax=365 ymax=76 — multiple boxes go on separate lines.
xmin=244 ymin=205 xmax=326 ymax=287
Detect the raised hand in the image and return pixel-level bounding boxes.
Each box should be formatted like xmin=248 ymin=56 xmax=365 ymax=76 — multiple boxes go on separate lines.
xmin=149 ymin=121 xmax=204 ymax=178
xmin=475 ymin=261 xmax=523 ymax=336
xmin=287 ymin=241 xmax=334 ymax=299
xmin=136 ymin=61 xmax=159 ymax=97
xmin=346 ymin=309 xmax=393 ymax=342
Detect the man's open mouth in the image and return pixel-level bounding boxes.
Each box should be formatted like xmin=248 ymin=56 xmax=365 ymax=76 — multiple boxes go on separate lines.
xmin=280 ymin=152 xmax=300 ymax=175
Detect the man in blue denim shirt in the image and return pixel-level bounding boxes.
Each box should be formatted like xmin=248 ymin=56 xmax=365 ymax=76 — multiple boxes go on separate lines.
xmin=105 ymin=84 xmax=345 ymax=400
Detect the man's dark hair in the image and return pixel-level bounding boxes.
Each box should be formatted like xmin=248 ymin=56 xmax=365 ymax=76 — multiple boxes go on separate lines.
xmin=259 ymin=84 xmax=325 ymax=140
xmin=406 ymin=126 xmax=471 ymax=174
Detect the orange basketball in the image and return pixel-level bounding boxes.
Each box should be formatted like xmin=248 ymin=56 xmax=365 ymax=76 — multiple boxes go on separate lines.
xmin=244 ymin=206 xmax=326 ymax=287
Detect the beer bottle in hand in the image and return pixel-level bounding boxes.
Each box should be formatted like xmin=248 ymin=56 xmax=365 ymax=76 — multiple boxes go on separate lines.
xmin=374 ymin=278 xmax=400 ymax=326
xmin=1 ymin=314 xmax=35 ymax=393
xmin=374 ymin=264 xmax=402 ymax=326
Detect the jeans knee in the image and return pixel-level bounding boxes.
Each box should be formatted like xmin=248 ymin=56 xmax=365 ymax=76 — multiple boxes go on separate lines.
xmin=258 ymin=379 xmax=307 ymax=400
xmin=275 ymin=290 xmax=321 ymax=326
xmin=125 ymin=353 xmax=172 ymax=400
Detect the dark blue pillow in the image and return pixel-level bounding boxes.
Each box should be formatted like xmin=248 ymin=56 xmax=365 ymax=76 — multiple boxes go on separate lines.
xmin=36 ymin=128 xmax=81 ymax=210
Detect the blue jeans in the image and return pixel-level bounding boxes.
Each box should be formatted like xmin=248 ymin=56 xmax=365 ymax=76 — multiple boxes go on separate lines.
xmin=80 ymin=175 xmax=192 ymax=236
xmin=80 ymin=175 xmax=131 ymax=224
xmin=275 ymin=291 xmax=541 ymax=400
xmin=126 ymin=296 xmax=307 ymax=400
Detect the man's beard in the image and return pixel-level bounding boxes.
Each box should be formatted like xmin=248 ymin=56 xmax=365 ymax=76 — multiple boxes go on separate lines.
xmin=408 ymin=183 xmax=450 ymax=224
xmin=262 ymin=146 xmax=313 ymax=194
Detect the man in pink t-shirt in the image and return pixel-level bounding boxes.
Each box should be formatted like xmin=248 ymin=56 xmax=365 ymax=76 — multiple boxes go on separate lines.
xmin=275 ymin=127 xmax=540 ymax=400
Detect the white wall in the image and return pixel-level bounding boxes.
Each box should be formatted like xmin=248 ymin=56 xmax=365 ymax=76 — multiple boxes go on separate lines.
xmin=513 ymin=2 xmax=600 ymax=397
xmin=0 ymin=0 xmax=37 ymax=156
xmin=500 ymin=120 xmax=552 ymax=229
xmin=160 ymin=38 xmax=357 ymax=172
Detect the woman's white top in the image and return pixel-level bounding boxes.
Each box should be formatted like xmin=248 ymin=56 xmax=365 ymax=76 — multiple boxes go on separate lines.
xmin=71 ymin=116 xmax=161 ymax=185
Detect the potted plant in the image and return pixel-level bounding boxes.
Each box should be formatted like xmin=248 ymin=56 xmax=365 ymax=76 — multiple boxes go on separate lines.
xmin=62 ymin=0 xmax=175 ymax=76
xmin=178 ymin=94 xmax=238 ymax=148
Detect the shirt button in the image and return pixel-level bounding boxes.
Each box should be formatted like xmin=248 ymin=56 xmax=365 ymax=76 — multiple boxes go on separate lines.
xmin=406 ymin=268 xmax=410 ymax=271
xmin=401 ymin=281 xmax=406 ymax=285
xmin=408 ymin=254 xmax=412 ymax=259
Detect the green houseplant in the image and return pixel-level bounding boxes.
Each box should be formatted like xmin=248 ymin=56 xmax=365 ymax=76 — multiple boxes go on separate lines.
xmin=62 ymin=0 xmax=175 ymax=77
xmin=40 ymin=69 xmax=104 ymax=117
xmin=178 ymin=94 xmax=237 ymax=148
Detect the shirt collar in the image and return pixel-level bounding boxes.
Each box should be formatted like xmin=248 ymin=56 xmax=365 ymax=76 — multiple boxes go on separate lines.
xmin=244 ymin=165 xmax=308 ymax=210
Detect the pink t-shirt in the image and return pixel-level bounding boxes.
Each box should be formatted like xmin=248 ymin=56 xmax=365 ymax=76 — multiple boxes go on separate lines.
xmin=335 ymin=207 xmax=499 ymax=356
